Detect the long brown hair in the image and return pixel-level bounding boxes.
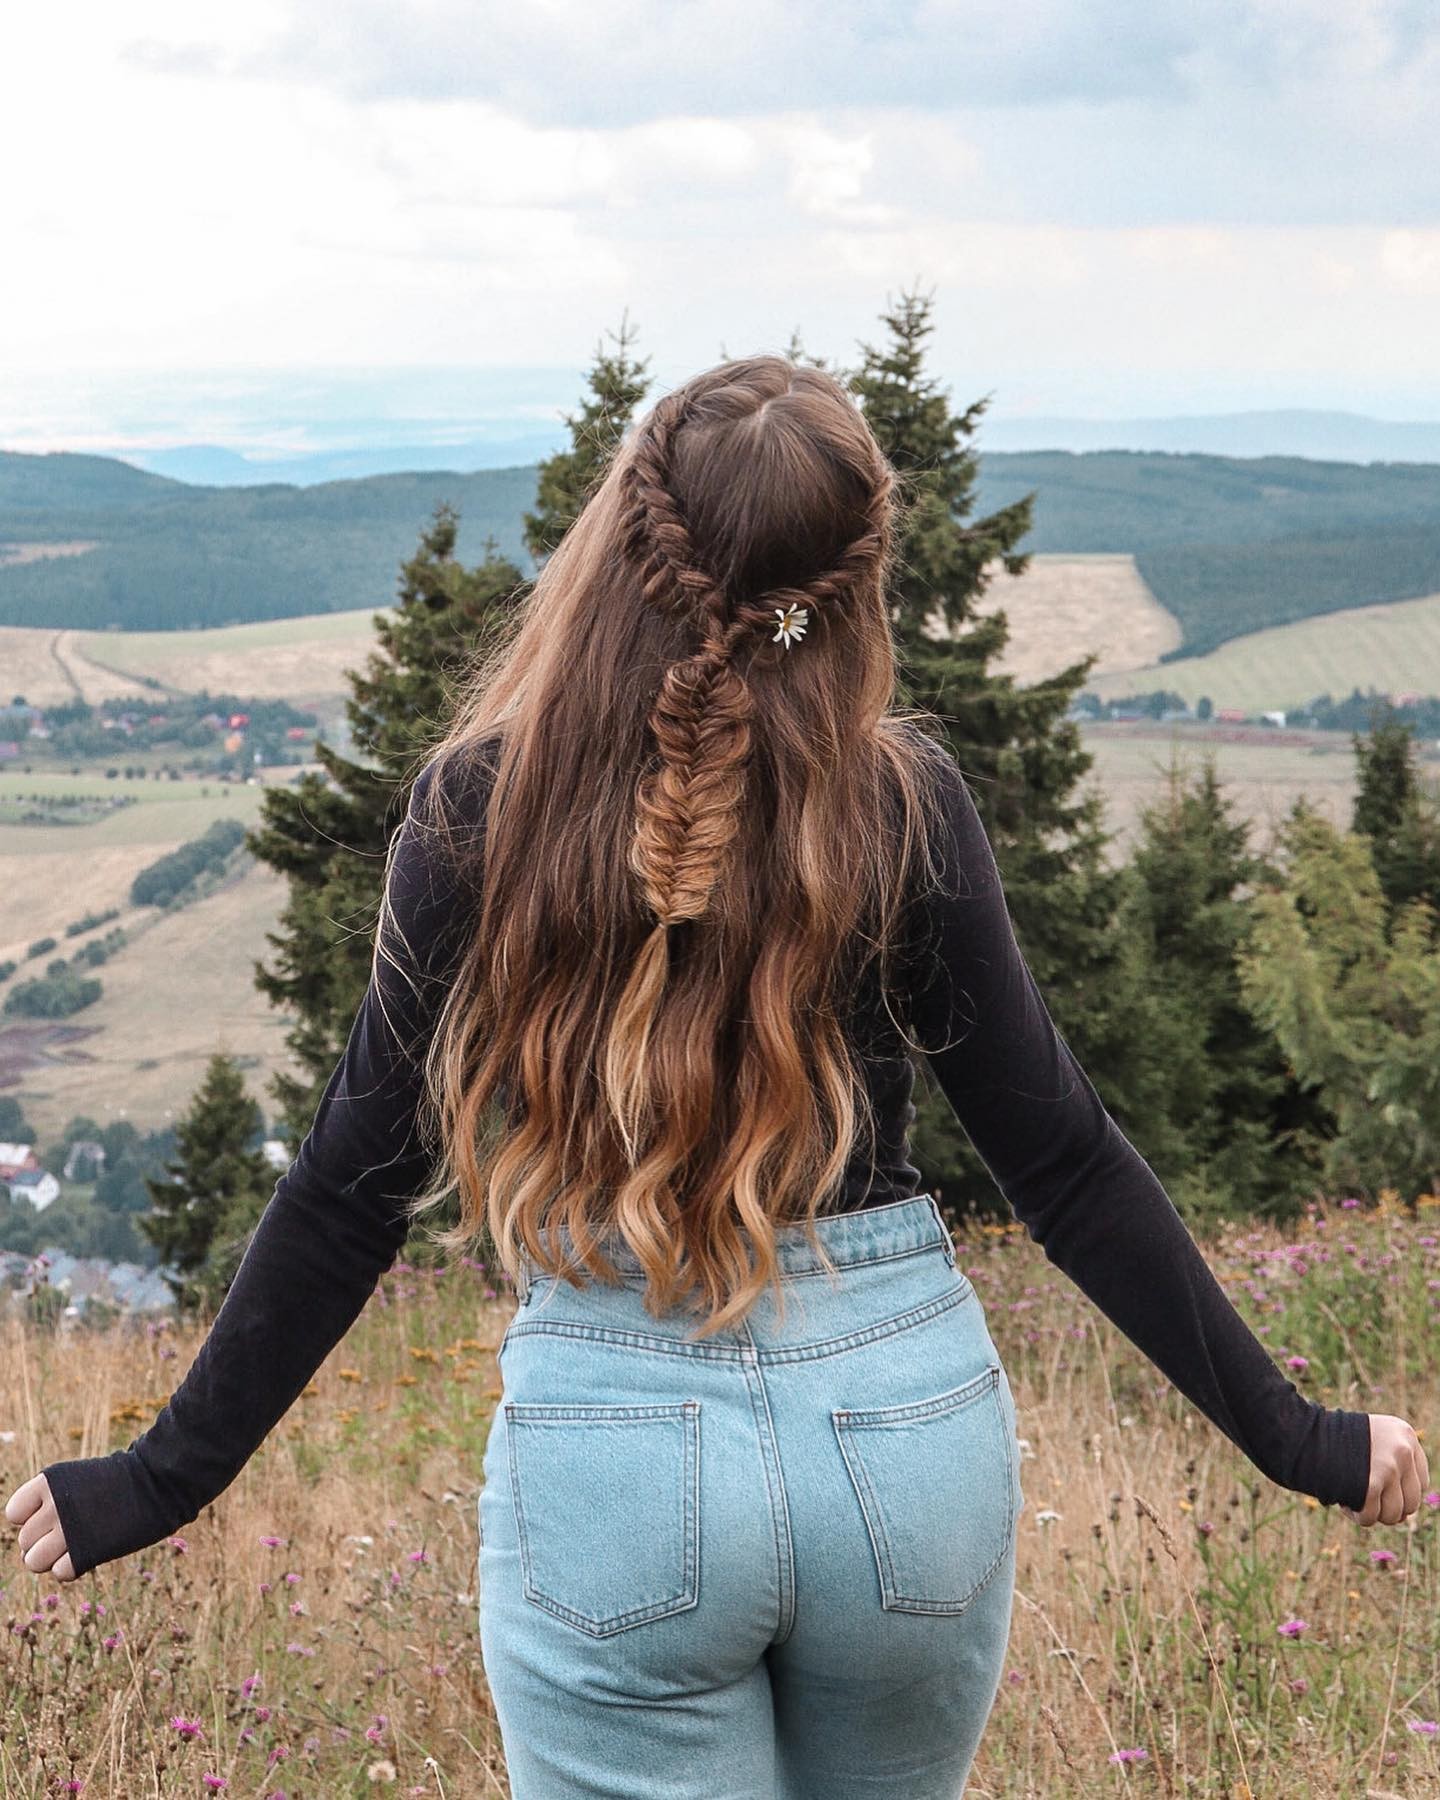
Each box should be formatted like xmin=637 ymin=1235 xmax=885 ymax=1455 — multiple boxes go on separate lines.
xmin=390 ymin=354 xmax=952 ymax=1337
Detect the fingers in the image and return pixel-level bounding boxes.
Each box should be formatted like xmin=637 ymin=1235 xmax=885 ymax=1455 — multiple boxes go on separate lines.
xmin=16 ymin=1496 xmax=57 ymax=1558
xmin=20 ymin=1522 xmax=68 ymax=1575
xmin=1351 ymin=1461 xmax=1382 ymax=1526
xmin=3 ymin=1474 xmax=44 ymax=1527
xmin=1400 ymin=1456 xmax=1422 ymax=1523
xmin=1350 ymin=1422 xmax=1428 ymax=1527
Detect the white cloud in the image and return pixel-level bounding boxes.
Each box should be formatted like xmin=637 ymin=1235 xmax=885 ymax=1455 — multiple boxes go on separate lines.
xmin=1379 ymin=230 xmax=1440 ymax=291
xmin=1 ymin=0 xmax=1439 ymax=434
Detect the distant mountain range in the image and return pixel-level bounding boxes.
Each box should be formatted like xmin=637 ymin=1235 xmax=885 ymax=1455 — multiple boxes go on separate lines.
xmin=59 ymin=407 xmax=1440 ymax=488
xmin=123 ymin=433 xmax=566 ymax=488
xmin=981 ymin=409 xmax=1440 ymax=464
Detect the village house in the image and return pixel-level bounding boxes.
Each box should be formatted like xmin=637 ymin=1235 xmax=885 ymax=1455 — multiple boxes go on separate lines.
xmin=0 ymin=1146 xmax=61 ymax=1211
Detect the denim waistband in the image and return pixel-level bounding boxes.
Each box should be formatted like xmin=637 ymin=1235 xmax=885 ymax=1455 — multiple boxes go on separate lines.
xmin=515 ymin=1190 xmax=955 ymax=1301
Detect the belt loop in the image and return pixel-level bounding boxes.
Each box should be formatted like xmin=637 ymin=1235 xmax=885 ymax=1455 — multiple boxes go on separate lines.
xmin=926 ymin=1192 xmax=956 ymax=1266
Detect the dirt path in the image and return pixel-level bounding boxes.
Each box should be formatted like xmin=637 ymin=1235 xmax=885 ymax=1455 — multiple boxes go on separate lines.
xmin=47 ymin=630 xmax=86 ymax=702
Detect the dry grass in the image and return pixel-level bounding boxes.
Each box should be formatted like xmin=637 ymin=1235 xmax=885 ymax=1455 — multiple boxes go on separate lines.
xmin=0 ymin=612 xmax=381 ymax=709
xmin=1079 ymin=724 xmax=1362 ymax=861
xmin=972 ymin=554 xmax=1183 ymax=687
xmin=2 ymin=857 xmax=297 ymax=1145
xmin=2 ymin=1195 xmax=1437 ymax=1796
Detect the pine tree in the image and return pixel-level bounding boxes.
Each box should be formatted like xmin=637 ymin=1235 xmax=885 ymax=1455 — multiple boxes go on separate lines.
xmin=1120 ymin=752 xmax=1324 ymax=1225
xmin=248 ymin=509 xmax=527 ymax=1145
xmin=523 ymin=312 xmax=652 ymax=563
xmin=141 ymin=1052 xmax=274 ymax=1314
xmin=845 ymin=288 xmax=1135 ymax=1208
xmin=1352 ymin=708 xmax=1440 ymax=926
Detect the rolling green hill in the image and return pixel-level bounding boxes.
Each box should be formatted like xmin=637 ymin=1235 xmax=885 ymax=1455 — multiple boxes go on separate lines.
xmin=4 ymin=448 xmax=1440 ymax=656
xmin=973 ymin=451 xmax=1440 ymax=659
xmin=0 ymin=454 xmax=537 ymax=631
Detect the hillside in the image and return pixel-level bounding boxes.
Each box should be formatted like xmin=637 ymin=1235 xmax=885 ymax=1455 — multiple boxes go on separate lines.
xmin=4 ymin=448 xmax=1440 ymax=653
xmin=1088 ymin=585 xmax=1440 ymax=714
xmin=0 ymin=455 xmax=538 ymax=631
xmin=973 ymin=451 xmax=1440 ymax=659
xmin=0 ymin=553 xmax=1182 ymax=711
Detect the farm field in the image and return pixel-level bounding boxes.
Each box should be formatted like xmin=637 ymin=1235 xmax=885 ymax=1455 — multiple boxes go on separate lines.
xmin=1 ymin=1194 xmax=1435 ymax=1795
xmin=0 ymin=610 xmax=380 ymax=709
xmin=2 ymin=554 xmax=1182 ymax=714
xmin=1079 ymin=722 xmax=1362 ymax=854
xmin=1 ymin=856 xmax=295 ymax=1143
xmin=973 ymin=551 xmax=1182 ymax=685
xmin=0 ymin=771 xmax=270 ymax=953
xmin=81 ymin=608 xmax=383 ymax=704
xmin=1089 ymin=587 xmax=1440 ymax=713
xmin=0 ymin=771 xmax=296 ymax=1141
xmin=36 ymin=553 xmax=1440 ymax=728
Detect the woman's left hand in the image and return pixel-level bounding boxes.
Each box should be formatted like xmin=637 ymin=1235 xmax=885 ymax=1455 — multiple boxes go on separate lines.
xmin=4 ymin=1473 xmax=78 ymax=1580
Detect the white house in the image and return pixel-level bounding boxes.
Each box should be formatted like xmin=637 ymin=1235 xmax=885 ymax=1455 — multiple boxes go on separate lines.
xmin=6 ymin=1167 xmax=61 ymax=1211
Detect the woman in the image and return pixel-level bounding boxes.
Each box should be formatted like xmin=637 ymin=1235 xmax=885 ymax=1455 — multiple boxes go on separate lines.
xmin=7 ymin=356 xmax=1427 ymax=1798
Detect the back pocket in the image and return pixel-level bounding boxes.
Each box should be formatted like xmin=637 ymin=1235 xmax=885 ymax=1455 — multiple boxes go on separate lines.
xmin=833 ymin=1364 xmax=1016 ymax=1616
xmin=505 ymin=1400 xmax=700 ymax=1637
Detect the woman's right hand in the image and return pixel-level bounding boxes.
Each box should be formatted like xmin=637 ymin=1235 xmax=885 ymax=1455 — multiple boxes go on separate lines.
xmin=4 ymin=1473 xmax=76 ymax=1580
xmin=1341 ymin=1415 xmax=1429 ymax=1526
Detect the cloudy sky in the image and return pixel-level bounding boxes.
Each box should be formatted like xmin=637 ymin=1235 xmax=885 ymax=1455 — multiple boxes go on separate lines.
xmin=3 ymin=0 xmax=1439 ymax=457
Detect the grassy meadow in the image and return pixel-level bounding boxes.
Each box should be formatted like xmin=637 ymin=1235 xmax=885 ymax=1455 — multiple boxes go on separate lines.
xmin=1088 ymin=588 xmax=1440 ymax=715
xmin=0 ymin=613 xmax=380 ymax=710
xmin=0 ymin=771 xmax=294 ymax=1143
xmin=2 ymin=1191 xmax=1437 ymax=1797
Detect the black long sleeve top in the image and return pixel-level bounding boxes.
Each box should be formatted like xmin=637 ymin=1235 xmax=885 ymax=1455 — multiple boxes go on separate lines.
xmin=40 ymin=749 xmax=1372 ymax=1576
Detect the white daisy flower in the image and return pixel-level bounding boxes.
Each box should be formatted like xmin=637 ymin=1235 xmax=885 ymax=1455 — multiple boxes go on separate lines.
xmin=772 ymin=603 xmax=809 ymax=649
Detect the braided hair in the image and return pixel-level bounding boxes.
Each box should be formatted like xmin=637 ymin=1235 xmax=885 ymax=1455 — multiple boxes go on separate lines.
xmin=604 ymin=369 xmax=899 ymax=1161
xmin=620 ymin=382 xmax=897 ymax=930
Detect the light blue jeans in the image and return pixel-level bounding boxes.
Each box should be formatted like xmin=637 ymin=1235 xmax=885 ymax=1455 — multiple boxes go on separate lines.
xmin=478 ymin=1192 xmax=1024 ymax=1798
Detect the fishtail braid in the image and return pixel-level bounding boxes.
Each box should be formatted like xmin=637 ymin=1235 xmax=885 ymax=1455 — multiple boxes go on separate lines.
xmin=621 ymin=395 xmax=895 ymax=928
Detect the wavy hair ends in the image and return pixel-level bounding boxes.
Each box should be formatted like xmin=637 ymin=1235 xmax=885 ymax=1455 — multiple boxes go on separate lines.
xmin=396 ymin=353 xmax=953 ymax=1339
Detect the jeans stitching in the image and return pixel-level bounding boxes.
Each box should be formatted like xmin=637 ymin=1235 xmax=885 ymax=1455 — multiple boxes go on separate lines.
xmin=739 ymin=1320 xmax=797 ymax=1647
xmin=500 ymin=1275 xmax=973 ymax=1366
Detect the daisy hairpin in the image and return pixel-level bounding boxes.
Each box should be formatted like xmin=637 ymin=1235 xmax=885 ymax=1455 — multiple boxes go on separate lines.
xmin=772 ymin=603 xmax=810 ymax=649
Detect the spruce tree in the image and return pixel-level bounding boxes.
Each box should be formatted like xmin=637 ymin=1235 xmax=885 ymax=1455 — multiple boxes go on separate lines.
xmin=1352 ymin=708 xmax=1440 ymax=926
xmin=845 ymin=288 xmax=1136 ymax=1208
xmin=248 ymin=509 xmax=527 ymax=1147
xmin=523 ymin=312 xmax=651 ymax=563
xmin=141 ymin=1051 xmax=273 ymax=1314
xmin=1119 ymin=752 xmax=1324 ymax=1225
